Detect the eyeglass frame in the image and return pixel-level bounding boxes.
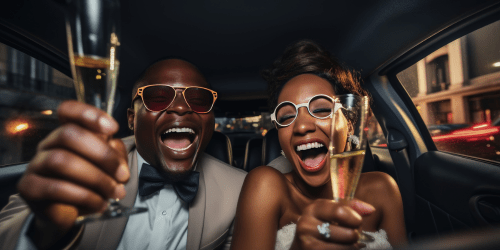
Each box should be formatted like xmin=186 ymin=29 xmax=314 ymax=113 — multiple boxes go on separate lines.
xmin=270 ymin=94 xmax=344 ymax=127
xmin=132 ymin=84 xmax=218 ymax=113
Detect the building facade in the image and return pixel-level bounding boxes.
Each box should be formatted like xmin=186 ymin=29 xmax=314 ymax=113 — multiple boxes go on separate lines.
xmin=398 ymin=20 xmax=500 ymax=126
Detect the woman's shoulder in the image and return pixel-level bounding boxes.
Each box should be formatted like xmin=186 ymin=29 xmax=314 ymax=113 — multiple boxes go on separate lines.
xmin=357 ymin=171 xmax=403 ymax=209
xmin=242 ymin=165 xmax=290 ymax=192
xmin=238 ymin=166 xmax=290 ymax=215
xmin=359 ymin=171 xmax=399 ymax=193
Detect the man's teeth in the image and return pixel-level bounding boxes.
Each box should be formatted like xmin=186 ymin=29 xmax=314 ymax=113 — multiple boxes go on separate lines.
xmin=164 ymin=127 xmax=195 ymax=134
xmin=296 ymin=142 xmax=325 ymax=152
xmin=162 ymin=127 xmax=195 ymax=151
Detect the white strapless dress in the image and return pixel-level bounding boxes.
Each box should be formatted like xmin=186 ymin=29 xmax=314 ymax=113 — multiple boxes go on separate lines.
xmin=275 ymin=223 xmax=392 ymax=250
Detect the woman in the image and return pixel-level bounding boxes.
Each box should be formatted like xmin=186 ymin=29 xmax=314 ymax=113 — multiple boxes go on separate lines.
xmin=231 ymin=40 xmax=407 ymax=250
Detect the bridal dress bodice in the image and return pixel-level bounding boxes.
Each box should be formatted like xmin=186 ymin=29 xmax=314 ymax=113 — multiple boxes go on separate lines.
xmin=275 ymin=223 xmax=392 ymax=250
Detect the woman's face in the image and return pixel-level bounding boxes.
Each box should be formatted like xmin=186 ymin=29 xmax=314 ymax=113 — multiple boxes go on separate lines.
xmin=277 ymin=74 xmax=349 ymax=187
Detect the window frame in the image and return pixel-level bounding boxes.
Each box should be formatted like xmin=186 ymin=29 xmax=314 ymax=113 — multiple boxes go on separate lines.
xmin=377 ymin=2 xmax=500 ymax=163
xmin=0 ymin=21 xmax=71 ymax=79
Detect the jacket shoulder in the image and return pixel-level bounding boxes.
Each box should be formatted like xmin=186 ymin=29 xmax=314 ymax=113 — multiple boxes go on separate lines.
xmin=197 ymin=154 xmax=247 ymax=249
xmin=200 ymin=153 xmax=247 ymax=184
xmin=121 ymin=135 xmax=136 ymax=153
xmin=0 ymin=194 xmax=32 ymax=250
xmin=198 ymin=153 xmax=247 ymax=207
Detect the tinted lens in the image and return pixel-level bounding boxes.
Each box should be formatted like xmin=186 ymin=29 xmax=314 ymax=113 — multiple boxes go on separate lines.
xmin=142 ymin=86 xmax=175 ymax=111
xmin=275 ymin=102 xmax=297 ymax=126
xmin=184 ymin=87 xmax=214 ymax=113
xmin=309 ymin=96 xmax=334 ymax=119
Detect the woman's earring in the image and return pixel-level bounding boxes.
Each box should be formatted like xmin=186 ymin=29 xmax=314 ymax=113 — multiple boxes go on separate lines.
xmin=281 ymin=150 xmax=286 ymax=158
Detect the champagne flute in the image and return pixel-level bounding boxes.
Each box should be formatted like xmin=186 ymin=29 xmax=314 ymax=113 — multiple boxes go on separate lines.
xmin=65 ymin=0 xmax=147 ymax=225
xmin=329 ymin=94 xmax=374 ymax=243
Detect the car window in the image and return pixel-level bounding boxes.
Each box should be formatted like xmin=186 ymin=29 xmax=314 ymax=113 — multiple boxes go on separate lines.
xmin=0 ymin=42 xmax=76 ymax=166
xmin=215 ymin=113 xmax=273 ymax=136
xmin=397 ymin=20 xmax=500 ymax=162
xmin=216 ymin=111 xmax=388 ymax=148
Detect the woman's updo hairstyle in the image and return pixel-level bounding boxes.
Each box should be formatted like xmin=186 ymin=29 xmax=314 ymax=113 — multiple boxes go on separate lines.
xmin=262 ymin=40 xmax=369 ymax=112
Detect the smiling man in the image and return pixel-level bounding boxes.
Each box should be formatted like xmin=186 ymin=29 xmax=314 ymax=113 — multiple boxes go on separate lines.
xmin=129 ymin=59 xmax=217 ymax=181
xmin=0 ymin=59 xmax=246 ymax=250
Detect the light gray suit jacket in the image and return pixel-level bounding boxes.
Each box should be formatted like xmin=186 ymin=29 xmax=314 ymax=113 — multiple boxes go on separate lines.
xmin=0 ymin=136 xmax=247 ymax=250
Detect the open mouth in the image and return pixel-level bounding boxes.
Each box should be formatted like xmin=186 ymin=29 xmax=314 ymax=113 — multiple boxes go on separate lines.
xmin=160 ymin=127 xmax=197 ymax=151
xmin=295 ymin=141 xmax=328 ymax=172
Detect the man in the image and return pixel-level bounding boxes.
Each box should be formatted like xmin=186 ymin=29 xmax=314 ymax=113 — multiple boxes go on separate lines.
xmin=0 ymin=59 xmax=247 ymax=250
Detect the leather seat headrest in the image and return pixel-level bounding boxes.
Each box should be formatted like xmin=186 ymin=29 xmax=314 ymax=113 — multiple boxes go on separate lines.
xmin=205 ymin=131 xmax=233 ymax=165
xmin=262 ymin=128 xmax=282 ymax=165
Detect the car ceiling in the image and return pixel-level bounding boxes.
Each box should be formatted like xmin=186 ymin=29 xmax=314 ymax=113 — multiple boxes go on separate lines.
xmin=1 ymin=0 xmax=498 ymax=118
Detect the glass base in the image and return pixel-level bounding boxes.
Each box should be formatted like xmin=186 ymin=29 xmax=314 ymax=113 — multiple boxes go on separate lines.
xmin=75 ymin=199 xmax=148 ymax=225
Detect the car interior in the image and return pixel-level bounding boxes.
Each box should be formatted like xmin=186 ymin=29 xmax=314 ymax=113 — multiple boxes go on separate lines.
xmin=1 ymin=0 xmax=500 ymax=248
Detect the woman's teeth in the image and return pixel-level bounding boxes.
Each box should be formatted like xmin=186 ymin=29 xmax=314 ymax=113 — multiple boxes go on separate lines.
xmin=295 ymin=142 xmax=328 ymax=171
xmin=296 ymin=142 xmax=324 ymax=152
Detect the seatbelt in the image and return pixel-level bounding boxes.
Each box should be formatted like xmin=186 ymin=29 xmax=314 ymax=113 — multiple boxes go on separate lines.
xmin=387 ymin=129 xmax=415 ymax=241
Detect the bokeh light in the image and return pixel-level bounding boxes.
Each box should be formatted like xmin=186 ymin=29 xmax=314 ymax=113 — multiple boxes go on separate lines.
xmin=41 ymin=110 xmax=53 ymax=115
xmin=6 ymin=120 xmax=30 ymax=135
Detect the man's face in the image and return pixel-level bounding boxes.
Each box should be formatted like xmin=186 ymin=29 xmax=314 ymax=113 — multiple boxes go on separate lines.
xmin=128 ymin=59 xmax=215 ymax=179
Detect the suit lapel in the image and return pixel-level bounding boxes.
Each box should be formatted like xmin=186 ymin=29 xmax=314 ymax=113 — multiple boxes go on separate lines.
xmin=79 ymin=137 xmax=139 ymax=249
xmin=187 ymin=158 xmax=206 ymax=250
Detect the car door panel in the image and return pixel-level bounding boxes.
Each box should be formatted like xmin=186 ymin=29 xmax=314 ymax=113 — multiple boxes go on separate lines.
xmin=415 ymin=189 xmax=471 ymax=237
xmin=413 ymin=151 xmax=500 ymax=239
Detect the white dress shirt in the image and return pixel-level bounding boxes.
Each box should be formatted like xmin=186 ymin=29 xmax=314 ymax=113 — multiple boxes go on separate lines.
xmin=117 ymin=152 xmax=189 ymax=250
xmin=16 ymin=151 xmax=190 ymax=250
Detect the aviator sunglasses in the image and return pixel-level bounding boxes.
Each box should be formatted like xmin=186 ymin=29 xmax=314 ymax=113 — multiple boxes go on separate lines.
xmin=133 ymin=84 xmax=218 ymax=113
xmin=271 ymin=94 xmax=343 ymax=127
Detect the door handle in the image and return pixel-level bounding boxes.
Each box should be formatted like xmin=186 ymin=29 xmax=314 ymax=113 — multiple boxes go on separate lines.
xmin=470 ymin=195 xmax=500 ymax=225
xmin=478 ymin=200 xmax=500 ymax=222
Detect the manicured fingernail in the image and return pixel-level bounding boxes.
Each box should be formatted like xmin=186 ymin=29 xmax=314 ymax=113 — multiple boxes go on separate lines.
xmin=351 ymin=200 xmax=375 ymax=216
xmin=115 ymin=163 xmax=130 ymax=182
xmin=99 ymin=115 xmax=114 ymax=131
xmin=114 ymin=184 xmax=126 ymax=199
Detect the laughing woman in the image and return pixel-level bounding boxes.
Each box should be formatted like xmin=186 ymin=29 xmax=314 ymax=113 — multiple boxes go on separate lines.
xmin=231 ymin=40 xmax=407 ymax=250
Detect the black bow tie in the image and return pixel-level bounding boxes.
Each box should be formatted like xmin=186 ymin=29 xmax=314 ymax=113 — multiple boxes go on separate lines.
xmin=138 ymin=163 xmax=200 ymax=204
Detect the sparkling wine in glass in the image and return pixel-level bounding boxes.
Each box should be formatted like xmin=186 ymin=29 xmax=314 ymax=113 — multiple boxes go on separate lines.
xmin=329 ymin=94 xmax=374 ymax=243
xmin=65 ymin=0 xmax=147 ymax=225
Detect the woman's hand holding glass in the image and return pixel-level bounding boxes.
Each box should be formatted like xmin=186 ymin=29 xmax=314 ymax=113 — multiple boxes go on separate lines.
xmin=291 ymin=199 xmax=375 ymax=250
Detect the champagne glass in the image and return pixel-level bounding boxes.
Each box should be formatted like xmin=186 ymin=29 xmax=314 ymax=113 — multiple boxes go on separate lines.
xmin=65 ymin=0 xmax=147 ymax=225
xmin=329 ymin=94 xmax=374 ymax=243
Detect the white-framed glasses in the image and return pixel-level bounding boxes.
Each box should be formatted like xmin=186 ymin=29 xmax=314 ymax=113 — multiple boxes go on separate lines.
xmin=271 ymin=94 xmax=343 ymax=127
